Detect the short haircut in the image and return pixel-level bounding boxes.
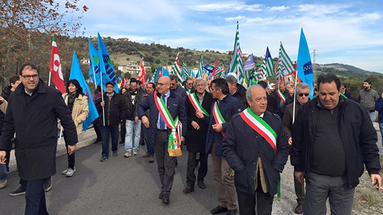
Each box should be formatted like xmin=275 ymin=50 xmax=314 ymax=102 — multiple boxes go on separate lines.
xmin=364 ymin=79 xmax=371 ymax=85
xmin=169 ymin=74 xmax=178 ymax=81
xmin=105 ymin=81 xmax=115 ymax=87
xmin=186 ymin=78 xmax=193 ymax=82
xmin=147 ymin=82 xmax=155 ymax=88
xmin=130 ymin=78 xmax=138 ymax=84
xmin=67 ymin=79 xmax=84 ymax=95
xmin=225 ymin=75 xmax=237 ymax=84
xmin=193 ymin=78 xmax=206 ymax=89
xmin=341 ymin=83 xmax=347 ymax=88
xmin=10 ymin=76 xmax=20 ymax=85
xmin=246 ymin=85 xmax=266 ymax=101
xmin=19 ymin=63 xmax=39 ymax=75
xmin=257 ymin=81 xmax=267 ymax=89
xmin=295 ymin=82 xmax=310 ymax=95
xmin=317 ymin=73 xmax=341 ymax=91
xmin=211 ymin=78 xmax=229 ymax=95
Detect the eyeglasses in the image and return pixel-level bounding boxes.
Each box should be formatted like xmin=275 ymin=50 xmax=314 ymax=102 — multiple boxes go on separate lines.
xmin=22 ymin=74 xmax=38 ymax=79
xmin=299 ymin=93 xmax=309 ymax=97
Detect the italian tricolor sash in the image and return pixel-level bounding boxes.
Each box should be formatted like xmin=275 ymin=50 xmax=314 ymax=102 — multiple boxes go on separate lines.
xmin=212 ymin=101 xmax=226 ymax=136
xmin=341 ymin=93 xmax=348 ymax=99
xmin=240 ymin=108 xmax=277 ymax=153
xmin=187 ymin=92 xmax=210 ymax=117
xmin=277 ymin=90 xmax=286 ymax=103
xmin=154 ymin=91 xmax=182 ymax=157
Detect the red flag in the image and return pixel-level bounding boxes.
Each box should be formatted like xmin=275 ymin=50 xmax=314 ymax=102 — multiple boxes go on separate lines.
xmin=50 ymin=36 xmax=66 ymax=94
xmin=138 ymin=56 xmax=147 ymax=85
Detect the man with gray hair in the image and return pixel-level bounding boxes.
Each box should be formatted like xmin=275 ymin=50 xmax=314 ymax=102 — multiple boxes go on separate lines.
xmin=225 ymin=75 xmax=247 ymax=108
xmin=223 ymin=84 xmax=289 ymax=215
xmin=282 ymin=82 xmax=310 ymax=214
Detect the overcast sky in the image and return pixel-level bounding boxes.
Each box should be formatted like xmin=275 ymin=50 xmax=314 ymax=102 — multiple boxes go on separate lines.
xmin=78 ymin=0 xmax=383 ymax=73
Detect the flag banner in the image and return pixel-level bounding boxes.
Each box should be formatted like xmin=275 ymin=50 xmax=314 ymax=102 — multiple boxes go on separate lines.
xmin=297 ymin=28 xmax=314 ymax=99
xmin=50 ymin=36 xmax=66 ymax=94
xmin=138 ymin=56 xmax=147 ymax=85
xmin=261 ymin=47 xmax=274 ymax=77
xmin=69 ymin=51 xmax=99 ymax=131
xmin=171 ymin=53 xmax=183 ymax=82
xmin=244 ymin=53 xmax=255 ymax=71
xmin=277 ymin=42 xmax=294 ymax=81
xmin=181 ymin=60 xmax=191 ymax=78
xmin=228 ymin=21 xmax=244 ymax=84
xmin=98 ymin=33 xmax=118 ymax=93
xmin=197 ymin=55 xmax=204 ymax=78
xmin=162 ymin=67 xmax=169 ymax=77
xmin=89 ymin=38 xmax=105 ymax=88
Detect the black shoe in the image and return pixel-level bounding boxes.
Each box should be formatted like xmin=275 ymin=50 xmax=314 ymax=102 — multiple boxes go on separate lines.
xmin=226 ymin=209 xmax=237 ymax=215
xmin=9 ymin=186 xmax=26 ymax=197
xmin=198 ymin=181 xmax=206 ymax=189
xmin=43 ymin=177 xmax=52 ymax=192
xmin=119 ymin=141 xmax=124 ymax=144
xmin=112 ymin=151 xmax=118 ymax=157
xmin=183 ymin=186 xmax=194 ymax=194
xmin=159 ymin=192 xmax=163 ymax=199
xmin=211 ymin=206 xmax=228 ymax=214
xmin=100 ymin=157 xmax=108 ymax=162
xmin=162 ymin=194 xmax=170 ymax=204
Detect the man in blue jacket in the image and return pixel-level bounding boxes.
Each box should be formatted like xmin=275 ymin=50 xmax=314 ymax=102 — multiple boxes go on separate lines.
xmin=137 ymin=76 xmax=187 ymax=205
xmin=205 ymin=78 xmax=244 ymax=215
xmin=222 ymin=85 xmax=289 ymax=215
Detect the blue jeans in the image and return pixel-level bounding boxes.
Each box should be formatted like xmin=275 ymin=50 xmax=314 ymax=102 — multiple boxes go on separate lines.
xmin=124 ymin=120 xmax=142 ymax=152
xmin=379 ymin=123 xmax=383 ymax=149
xmin=143 ymin=126 xmax=154 ymax=155
xmin=100 ymin=125 xmax=119 ymax=158
xmin=369 ymin=111 xmax=376 ymax=122
xmin=0 ymin=164 xmax=8 ymax=181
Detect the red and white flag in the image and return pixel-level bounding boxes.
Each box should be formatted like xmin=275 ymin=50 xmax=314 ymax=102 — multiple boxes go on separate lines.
xmin=50 ymin=36 xmax=66 ymax=94
xmin=138 ymin=56 xmax=147 ymax=85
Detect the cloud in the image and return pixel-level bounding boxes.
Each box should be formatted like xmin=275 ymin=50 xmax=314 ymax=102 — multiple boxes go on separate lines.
xmin=225 ymin=16 xmax=272 ymax=23
xmin=297 ymin=4 xmax=351 ymax=15
xmin=268 ymin=6 xmax=289 ymax=12
xmin=189 ymin=1 xmax=262 ymax=12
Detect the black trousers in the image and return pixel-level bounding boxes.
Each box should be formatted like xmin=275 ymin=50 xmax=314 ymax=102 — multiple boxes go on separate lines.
xmin=120 ymin=121 xmax=126 ymax=142
xmin=64 ymin=132 xmax=75 ymax=169
xmin=237 ymin=174 xmax=274 ymax=215
xmin=25 ymin=178 xmax=49 ymax=215
xmin=186 ymin=151 xmax=208 ymax=187
xmin=93 ymin=122 xmax=102 ymax=141
xmin=155 ymin=130 xmax=176 ymax=195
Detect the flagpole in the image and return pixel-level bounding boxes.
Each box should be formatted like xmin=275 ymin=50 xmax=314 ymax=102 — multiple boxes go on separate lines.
xmin=92 ymin=63 xmax=97 ymax=88
xmin=292 ymin=61 xmax=298 ymax=124
xmin=48 ymin=72 xmax=51 ymax=86
xmin=100 ymin=66 xmax=106 ymax=127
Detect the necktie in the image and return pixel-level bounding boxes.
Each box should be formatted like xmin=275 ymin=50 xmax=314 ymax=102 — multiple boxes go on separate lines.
xmin=159 ymin=95 xmax=166 ymax=130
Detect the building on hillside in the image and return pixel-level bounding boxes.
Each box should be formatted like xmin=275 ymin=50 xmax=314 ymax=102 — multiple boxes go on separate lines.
xmin=118 ymin=63 xmax=151 ymax=78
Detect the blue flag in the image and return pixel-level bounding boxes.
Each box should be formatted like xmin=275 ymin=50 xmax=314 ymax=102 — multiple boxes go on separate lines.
xmin=69 ymin=51 xmax=99 ymax=131
xmin=162 ymin=67 xmax=169 ymax=77
xmin=297 ymin=28 xmax=314 ymax=99
xmin=98 ymin=33 xmax=118 ymax=93
xmin=89 ymin=38 xmax=108 ymax=91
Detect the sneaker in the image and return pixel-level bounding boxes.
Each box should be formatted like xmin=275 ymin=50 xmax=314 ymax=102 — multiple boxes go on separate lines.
xmin=66 ymin=168 xmax=76 ymax=177
xmin=44 ymin=177 xmax=52 ymax=192
xmin=62 ymin=168 xmax=69 ymax=175
xmin=112 ymin=151 xmax=118 ymax=157
xmin=9 ymin=185 xmax=26 ymax=196
xmin=0 ymin=180 xmax=7 ymax=189
xmin=100 ymin=157 xmax=108 ymax=162
xmin=124 ymin=152 xmax=132 ymax=158
xmin=133 ymin=151 xmax=138 ymax=156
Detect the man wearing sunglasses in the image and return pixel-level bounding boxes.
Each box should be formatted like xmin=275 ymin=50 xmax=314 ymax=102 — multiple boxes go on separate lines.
xmin=282 ymin=82 xmax=310 ymax=214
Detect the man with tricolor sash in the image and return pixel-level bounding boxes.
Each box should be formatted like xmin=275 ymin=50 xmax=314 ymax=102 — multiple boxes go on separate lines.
xmin=183 ymin=78 xmax=213 ymax=194
xmin=222 ymin=85 xmax=289 ymax=215
xmin=205 ymin=78 xmax=244 ymax=215
xmin=137 ymin=76 xmax=187 ymax=205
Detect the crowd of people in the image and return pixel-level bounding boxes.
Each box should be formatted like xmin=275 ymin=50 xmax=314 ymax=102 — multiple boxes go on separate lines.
xmin=0 ymin=64 xmax=382 ymax=215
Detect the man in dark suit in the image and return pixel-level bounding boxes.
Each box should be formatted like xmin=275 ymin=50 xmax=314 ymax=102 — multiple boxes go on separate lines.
xmin=222 ymin=85 xmax=289 ymax=215
xmin=183 ymin=78 xmax=213 ymax=193
xmin=137 ymin=76 xmax=187 ymax=205
xmin=206 ymin=78 xmax=244 ymax=215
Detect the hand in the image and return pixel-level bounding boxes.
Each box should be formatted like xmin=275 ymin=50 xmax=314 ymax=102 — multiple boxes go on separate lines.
xmin=100 ymin=101 xmax=105 ymax=107
xmin=288 ymin=137 xmax=293 ymax=146
xmin=0 ymin=151 xmax=6 ymax=164
xmin=212 ymin=124 xmax=222 ymax=132
xmin=68 ymin=145 xmax=76 ymax=155
xmin=371 ymin=174 xmax=382 ymax=191
xmin=191 ymin=121 xmax=200 ymax=130
xmin=181 ymin=136 xmax=184 ymax=142
xmin=295 ymin=171 xmax=305 ymax=183
xmin=195 ymin=110 xmax=204 ymax=119
xmin=142 ymin=116 xmax=150 ymax=128
xmin=381 ymin=93 xmax=383 ymax=98
xmin=0 ymin=96 xmax=4 ymax=104
xmin=135 ymin=116 xmax=139 ymax=123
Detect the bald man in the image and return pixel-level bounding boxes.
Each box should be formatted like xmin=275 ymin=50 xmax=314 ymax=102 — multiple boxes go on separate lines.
xmin=222 ymin=85 xmax=289 ymax=215
xmin=137 ymin=76 xmax=187 ymax=204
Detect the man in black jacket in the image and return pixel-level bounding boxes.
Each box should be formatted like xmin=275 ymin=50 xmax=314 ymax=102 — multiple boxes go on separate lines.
xmin=183 ymin=78 xmax=213 ymax=194
xmin=96 ymin=82 xmax=126 ymax=162
xmin=292 ymin=73 xmax=381 ymax=215
xmin=123 ymin=78 xmax=144 ymax=157
xmin=222 ymin=85 xmax=289 ymax=215
xmin=0 ymin=63 xmax=78 ymax=214
xmin=226 ymin=75 xmax=247 ymax=108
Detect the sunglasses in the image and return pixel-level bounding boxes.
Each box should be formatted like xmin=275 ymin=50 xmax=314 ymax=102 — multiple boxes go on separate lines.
xmin=299 ymin=93 xmax=309 ymax=97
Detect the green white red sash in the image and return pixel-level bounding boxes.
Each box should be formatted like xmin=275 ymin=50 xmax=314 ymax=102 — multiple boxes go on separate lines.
xmin=277 ymin=90 xmax=286 ymax=103
xmin=187 ymin=92 xmax=210 ymax=117
xmin=240 ymin=108 xmax=277 ymax=153
xmin=212 ymin=101 xmax=226 ymax=136
xmin=341 ymin=93 xmax=348 ymax=99
xmin=154 ymin=91 xmax=182 ymax=157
